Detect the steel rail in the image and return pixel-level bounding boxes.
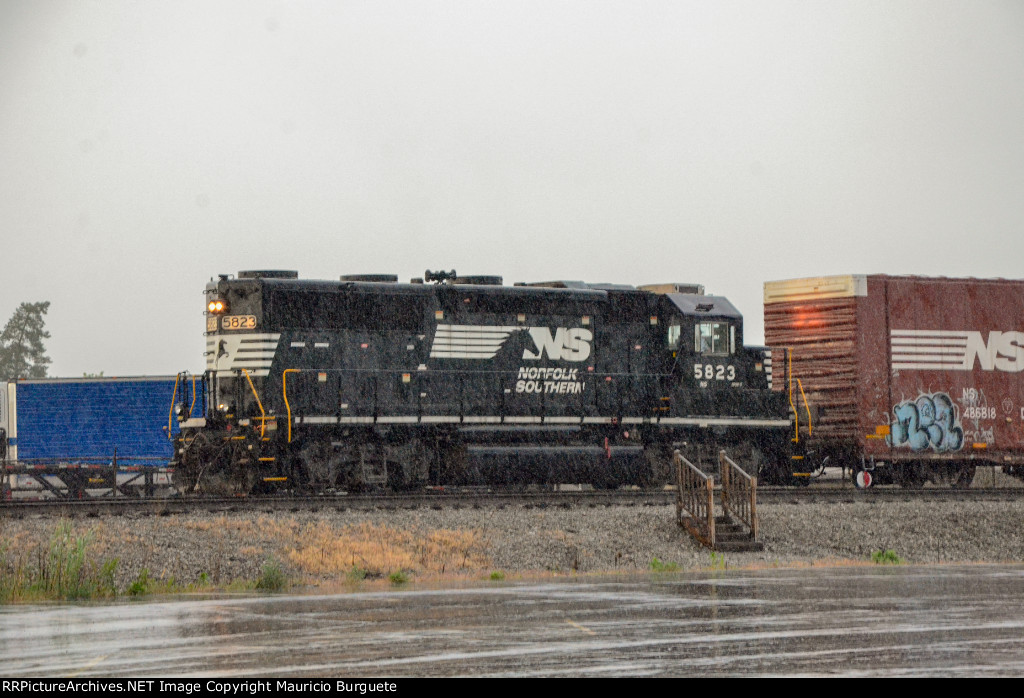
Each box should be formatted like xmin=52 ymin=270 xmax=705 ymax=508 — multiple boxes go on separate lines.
xmin=2 ymin=484 xmax=1022 ymax=517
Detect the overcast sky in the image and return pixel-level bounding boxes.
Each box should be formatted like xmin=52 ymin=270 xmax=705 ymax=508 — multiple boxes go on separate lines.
xmin=2 ymin=0 xmax=1022 ymax=377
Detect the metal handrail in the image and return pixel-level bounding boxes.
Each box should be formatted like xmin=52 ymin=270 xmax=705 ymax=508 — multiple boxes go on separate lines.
xmin=282 ymin=368 xmax=301 ymax=442
xmin=720 ymin=450 xmax=758 ymax=541
xmin=674 ymin=450 xmax=715 ymax=548
xmin=167 ymin=373 xmax=180 ymax=438
xmin=786 ymin=347 xmax=800 ymax=443
xmin=796 ymin=377 xmax=812 ymax=436
xmin=188 ymin=374 xmax=198 ymax=419
xmin=240 ymin=369 xmax=268 ymax=439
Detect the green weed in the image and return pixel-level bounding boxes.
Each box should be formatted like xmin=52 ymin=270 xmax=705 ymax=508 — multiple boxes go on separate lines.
xmin=871 ymin=549 xmax=905 ymax=565
xmin=649 ymin=557 xmax=679 ymax=573
xmin=128 ymin=568 xmax=151 ymax=596
xmin=23 ymin=522 xmax=118 ymax=600
xmin=255 ymin=560 xmax=288 ymax=592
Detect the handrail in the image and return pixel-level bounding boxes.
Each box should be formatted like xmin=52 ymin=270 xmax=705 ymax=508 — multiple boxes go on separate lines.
xmin=787 ymin=347 xmax=799 ymax=443
xmin=240 ymin=369 xmax=267 ymax=439
xmin=188 ymin=374 xmax=198 ymax=419
xmin=719 ymin=450 xmax=757 ymax=541
xmin=796 ymin=377 xmax=812 ymax=436
xmin=167 ymin=373 xmax=180 ymax=439
xmin=282 ymin=369 xmax=301 ymax=442
xmin=673 ymin=450 xmax=715 ymax=549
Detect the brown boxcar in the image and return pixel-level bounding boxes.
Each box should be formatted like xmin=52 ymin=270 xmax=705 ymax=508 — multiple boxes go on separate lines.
xmin=764 ymin=274 xmax=1024 ymax=488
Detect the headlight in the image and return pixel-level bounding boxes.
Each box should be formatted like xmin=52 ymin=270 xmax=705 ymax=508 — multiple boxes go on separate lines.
xmin=207 ymin=298 xmax=228 ymax=313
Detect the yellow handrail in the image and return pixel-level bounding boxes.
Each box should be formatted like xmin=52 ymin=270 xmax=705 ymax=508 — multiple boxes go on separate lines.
xmin=240 ymin=369 xmax=267 ymax=439
xmin=188 ymin=374 xmax=198 ymax=419
xmin=787 ymin=348 xmax=799 ymax=443
xmin=797 ymin=377 xmax=812 ymax=436
xmin=282 ymin=369 xmax=301 ymax=442
xmin=167 ymin=373 xmax=180 ymax=439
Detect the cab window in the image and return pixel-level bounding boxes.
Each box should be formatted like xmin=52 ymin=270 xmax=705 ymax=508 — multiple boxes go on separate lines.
xmin=695 ymin=322 xmax=734 ymax=355
xmin=666 ymin=324 xmax=682 ymax=348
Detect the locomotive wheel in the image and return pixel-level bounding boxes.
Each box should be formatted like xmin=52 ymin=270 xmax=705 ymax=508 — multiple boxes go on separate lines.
xmin=382 ymin=440 xmax=431 ymax=491
xmin=641 ymin=443 xmax=674 ymax=488
xmin=431 ymin=437 xmax=468 ymax=486
xmin=386 ymin=459 xmax=410 ymax=491
xmin=172 ymin=431 xmax=223 ymax=495
xmin=730 ymin=442 xmax=763 ymax=479
xmin=176 ymin=433 xmax=262 ymax=496
xmin=202 ymin=461 xmax=260 ymax=496
xmin=172 ymin=465 xmax=199 ymax=496
xmin=296 ymin=441 xmax=344 ymax=492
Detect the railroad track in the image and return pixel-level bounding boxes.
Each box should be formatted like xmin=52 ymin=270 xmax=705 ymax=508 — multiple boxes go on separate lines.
xmin=0 ymin=488 xmax=674 ymax=516
xmin=2 ymin=484 xmax=1022 ymax=516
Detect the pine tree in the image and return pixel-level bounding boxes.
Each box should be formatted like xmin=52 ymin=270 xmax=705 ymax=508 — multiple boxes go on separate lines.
xmin=0 ymin=301 xmax=52 ymax=380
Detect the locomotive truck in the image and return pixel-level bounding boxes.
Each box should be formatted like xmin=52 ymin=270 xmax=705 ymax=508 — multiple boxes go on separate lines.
xmin=171 ymin=270 xmax=799 ymax=494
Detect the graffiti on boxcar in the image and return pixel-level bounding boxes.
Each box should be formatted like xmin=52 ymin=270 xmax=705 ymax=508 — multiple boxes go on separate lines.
xmin=887 ymin=392 xmax=964 ymax=452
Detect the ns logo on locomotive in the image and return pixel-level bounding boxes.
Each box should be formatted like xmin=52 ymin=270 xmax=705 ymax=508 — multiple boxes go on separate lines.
xmin=171 ymin=270 xmax=801 ymax=494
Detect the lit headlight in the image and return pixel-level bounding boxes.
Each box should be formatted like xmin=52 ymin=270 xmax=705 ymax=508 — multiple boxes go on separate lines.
xmin=207 ymin=299 xmax=228 ymax=313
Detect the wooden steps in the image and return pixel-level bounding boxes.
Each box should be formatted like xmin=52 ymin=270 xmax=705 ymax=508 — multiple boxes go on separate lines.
xmin=713 ymin=516 xmax=764 ymax=552
xmin=674 ymin=450 xmax=763 ymax=553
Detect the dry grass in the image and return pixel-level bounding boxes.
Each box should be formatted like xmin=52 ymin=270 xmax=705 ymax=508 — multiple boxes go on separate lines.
xmin=174 ymin=515 xmax=300 ymax=538
xmin=286 ymin=522 xmax=491 ymax=580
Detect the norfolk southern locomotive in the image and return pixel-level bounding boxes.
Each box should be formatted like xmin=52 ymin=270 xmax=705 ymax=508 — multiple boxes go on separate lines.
xmin=171 ymin=270 xmax=797 ymax=494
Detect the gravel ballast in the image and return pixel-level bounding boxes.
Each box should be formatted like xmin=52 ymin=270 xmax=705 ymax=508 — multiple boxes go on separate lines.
xmin=3 ymin=497 xmax=1024 ymax=592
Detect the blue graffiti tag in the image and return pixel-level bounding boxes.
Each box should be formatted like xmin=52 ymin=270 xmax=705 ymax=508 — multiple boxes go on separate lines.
xmin=887 ymin=392 xmax=964 ymax=452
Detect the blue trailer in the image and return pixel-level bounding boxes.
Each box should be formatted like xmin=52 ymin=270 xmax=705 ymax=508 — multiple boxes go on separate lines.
xmin=0 ymin=376 xmax=203 ymax=498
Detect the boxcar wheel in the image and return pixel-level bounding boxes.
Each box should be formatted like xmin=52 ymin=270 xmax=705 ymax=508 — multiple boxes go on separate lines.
xmin=897 ymin=462 xmax=927 ymax=489
xmin=951 ymin=463 xmax=975 ymax=489
xmin=851 ymin=465 xmax=874 ymax=489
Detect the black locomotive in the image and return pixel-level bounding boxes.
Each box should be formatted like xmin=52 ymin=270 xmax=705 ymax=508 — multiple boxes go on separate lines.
xmin=171 ymin=270 xmax=797 ymax=493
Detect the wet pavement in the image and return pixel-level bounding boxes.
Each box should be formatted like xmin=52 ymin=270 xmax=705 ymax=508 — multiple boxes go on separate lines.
xmin=4 ymin=564 xmax=1024 ymax=676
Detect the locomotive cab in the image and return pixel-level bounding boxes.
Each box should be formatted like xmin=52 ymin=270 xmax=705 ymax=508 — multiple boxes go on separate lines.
xmin=660 ymin=294 xmax=750 ymax=387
